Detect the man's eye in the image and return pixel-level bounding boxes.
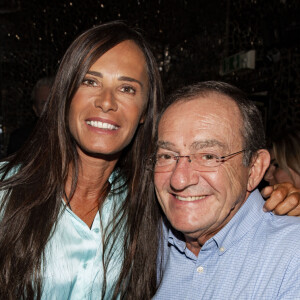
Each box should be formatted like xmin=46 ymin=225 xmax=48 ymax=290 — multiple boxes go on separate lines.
xmin=201 ymin=153 xmax=217 ymax=160
xmin=120 ymin=86 xmax=136 ymax=94
xmin=82 ymin=78 xmax=98 ymax=87
xmin=156 ymin=153 xmax=173 ymax=161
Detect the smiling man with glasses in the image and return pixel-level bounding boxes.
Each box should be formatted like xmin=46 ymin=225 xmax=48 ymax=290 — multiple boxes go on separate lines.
xmin=153 ymin=81 xmax=300 ymax=299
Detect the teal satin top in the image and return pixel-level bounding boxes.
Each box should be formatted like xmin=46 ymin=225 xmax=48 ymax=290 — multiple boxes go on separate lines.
xmin=0 ymin=164 xmax=127 ymax=299
xmin=41 ymin=177 xmax=126 ymax=299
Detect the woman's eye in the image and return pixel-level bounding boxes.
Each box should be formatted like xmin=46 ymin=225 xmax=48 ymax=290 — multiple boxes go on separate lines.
xmin=82 ymin=78 xmax=98 ymax=87
xmin=120 ymin=86 xmax=136 ymax=94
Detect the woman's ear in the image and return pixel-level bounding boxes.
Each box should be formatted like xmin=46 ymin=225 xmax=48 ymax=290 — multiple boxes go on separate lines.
xmin=139 ymin=108 xmax=147 ymax=124
xmin=139 ymin=99 xmax=148 ymax=124
xmin=139 ymin=115 xmax=145 ymax=124
xmin=247 ymin=149 xmax=271 ymax=192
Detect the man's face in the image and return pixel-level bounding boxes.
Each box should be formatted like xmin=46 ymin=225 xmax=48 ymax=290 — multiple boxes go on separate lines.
xmin=154 ymin=93 xmax=251 ymax=245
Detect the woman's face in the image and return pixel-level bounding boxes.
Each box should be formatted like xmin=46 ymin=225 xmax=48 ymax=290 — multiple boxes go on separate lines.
xmin=264 ymin=149 xmax=298 ymax=186
xmin=69 ymin=40 xmax=149 ymax=157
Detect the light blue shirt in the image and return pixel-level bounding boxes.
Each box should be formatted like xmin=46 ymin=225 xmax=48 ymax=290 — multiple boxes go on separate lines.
xmin=154 ymin=189 xmax=300 ymax=300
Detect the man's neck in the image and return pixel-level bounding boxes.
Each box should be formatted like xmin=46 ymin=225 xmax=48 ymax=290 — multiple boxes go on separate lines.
xmin=184 ymin=194 xmax=249 ymax=256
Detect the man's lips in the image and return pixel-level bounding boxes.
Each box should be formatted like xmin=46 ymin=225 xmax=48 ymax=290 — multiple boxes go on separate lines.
xmin=174 ymin=194 xmax=208 ymax=202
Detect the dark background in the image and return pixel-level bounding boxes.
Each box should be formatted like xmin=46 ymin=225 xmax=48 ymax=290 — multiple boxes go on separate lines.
xmin=0 ymin=0 xmax=299 ymax=157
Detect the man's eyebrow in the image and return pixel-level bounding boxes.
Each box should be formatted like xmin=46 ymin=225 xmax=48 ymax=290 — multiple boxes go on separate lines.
xmin=157 ymin=140 xmax=176 ymax=150
xmin=190 ymin=140 xmax=226 ymax=150
xmin=86 ymin=71 xmax=143 ymax=88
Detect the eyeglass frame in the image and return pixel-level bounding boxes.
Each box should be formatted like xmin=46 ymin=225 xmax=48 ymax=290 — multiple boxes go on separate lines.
xmin=146 ymin=149 xmax=246 ymax=173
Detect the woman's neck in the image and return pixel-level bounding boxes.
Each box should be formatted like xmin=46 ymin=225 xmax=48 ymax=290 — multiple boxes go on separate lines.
xmin=64 ymin=150 xmax=118 ymax=227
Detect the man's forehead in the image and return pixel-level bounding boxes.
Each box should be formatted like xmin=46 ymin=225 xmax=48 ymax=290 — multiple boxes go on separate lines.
xmin=160 ymin=95 xmax=240 ymax=126
xmin=158 ymin=94 xmax=242 ymax=149
xmin=163 ymin=92 xmax=239 ymax=116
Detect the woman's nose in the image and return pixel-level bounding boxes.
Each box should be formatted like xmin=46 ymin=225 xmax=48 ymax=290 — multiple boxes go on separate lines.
xmin=95 ymin=89 xmax=118 ymax=112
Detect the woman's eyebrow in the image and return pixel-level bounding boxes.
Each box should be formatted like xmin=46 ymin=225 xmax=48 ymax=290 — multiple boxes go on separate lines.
xmin=86 ymin=71 xmax=143 ymax=88
xmin=118 ymin=76 xmax=143 ymax=88
xmin=87 ymin=70 xmax=103 ymax=78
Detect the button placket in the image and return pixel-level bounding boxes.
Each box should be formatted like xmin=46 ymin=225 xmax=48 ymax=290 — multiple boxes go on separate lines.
xmin=196 ymin=266 xmax=204 ymax=273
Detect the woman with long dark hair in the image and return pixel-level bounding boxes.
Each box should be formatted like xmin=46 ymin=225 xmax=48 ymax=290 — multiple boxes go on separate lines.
xmin=0 ymin=21 xmax=163 ymax=299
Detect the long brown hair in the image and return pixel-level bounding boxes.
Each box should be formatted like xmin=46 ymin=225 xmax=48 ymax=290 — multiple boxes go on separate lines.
xmin=0 ymin=21 xmax=164 ymax=299
xmin=272 ymin=127 xmax=300 ymax=179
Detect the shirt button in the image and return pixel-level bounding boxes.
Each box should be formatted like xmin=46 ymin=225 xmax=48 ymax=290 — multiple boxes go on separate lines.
xmin=197 ymin=266 xmax=204 ymax=273
xmin=83 ymin=263 xmax=87 ymax=269
xmin=220 ymin=247 xmax=225 ymax=252
xmin=94 ymin=228 xmax=100 ymax=233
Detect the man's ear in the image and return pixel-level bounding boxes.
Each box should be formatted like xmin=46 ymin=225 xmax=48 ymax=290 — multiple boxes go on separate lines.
xmin=247 ymin=149 xmax=270 ymax=192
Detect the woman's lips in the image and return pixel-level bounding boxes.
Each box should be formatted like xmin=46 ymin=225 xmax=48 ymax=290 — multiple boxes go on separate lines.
xmin=86 ymin=120 xmax=119 ymax=130
xmin=85 ymin=118 xmax=120 ymax=131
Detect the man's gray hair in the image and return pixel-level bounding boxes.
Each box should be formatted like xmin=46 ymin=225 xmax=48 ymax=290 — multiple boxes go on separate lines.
xmin=163 ymin=81 xmax=266 ymax=166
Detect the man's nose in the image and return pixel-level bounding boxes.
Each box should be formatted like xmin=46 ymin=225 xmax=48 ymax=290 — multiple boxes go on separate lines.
xmin=94 ymin=88 xmax=118 ymax=112
xmin=170 ymin=157 xmax=198 ymax=191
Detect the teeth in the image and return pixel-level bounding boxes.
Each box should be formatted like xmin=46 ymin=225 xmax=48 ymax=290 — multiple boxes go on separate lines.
xmin=86 ymin=120 xmax=118 ymax=130
xmin=175 ymin=195 xmax=206 ymax=202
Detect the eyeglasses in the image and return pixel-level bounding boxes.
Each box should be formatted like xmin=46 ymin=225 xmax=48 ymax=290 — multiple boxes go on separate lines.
xmin=148 ymin=150 xmax=245 ymax=173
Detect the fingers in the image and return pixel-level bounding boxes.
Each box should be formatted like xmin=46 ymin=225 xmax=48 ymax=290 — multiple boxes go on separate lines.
xmin=287 ymin=205 xmax=300 ymax=216
xmin=263 ymin=185 xmax=288 ymax=212
xmin=261 ymin=185 xmax=274 ymax=199
xmin=273 ymin=192 xmax=300 ymax=215
xmin=262 ymin=182 xmax=300 ymax=216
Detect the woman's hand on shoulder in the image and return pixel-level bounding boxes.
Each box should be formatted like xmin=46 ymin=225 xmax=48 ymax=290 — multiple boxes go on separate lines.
xmin=262 ymin=182 xmax=300 ymax=216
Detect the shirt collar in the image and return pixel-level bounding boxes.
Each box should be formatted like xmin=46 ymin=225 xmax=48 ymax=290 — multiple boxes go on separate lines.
xmin=167 ymin=189 xmax=266 ymax=254
xmin=211 ymin=189 xmax=265 ymax=253
xmin=167 ymin=224 xmax=187 ymax=253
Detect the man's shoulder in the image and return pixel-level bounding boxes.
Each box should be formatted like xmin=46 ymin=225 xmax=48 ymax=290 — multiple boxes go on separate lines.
xmin=263 ymin=212 xmax=300 ymax=231
xmin=244 ymin=190 xmax=300 ymax=245
xmin=258 ymin=213 xmax=300 ymax=250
